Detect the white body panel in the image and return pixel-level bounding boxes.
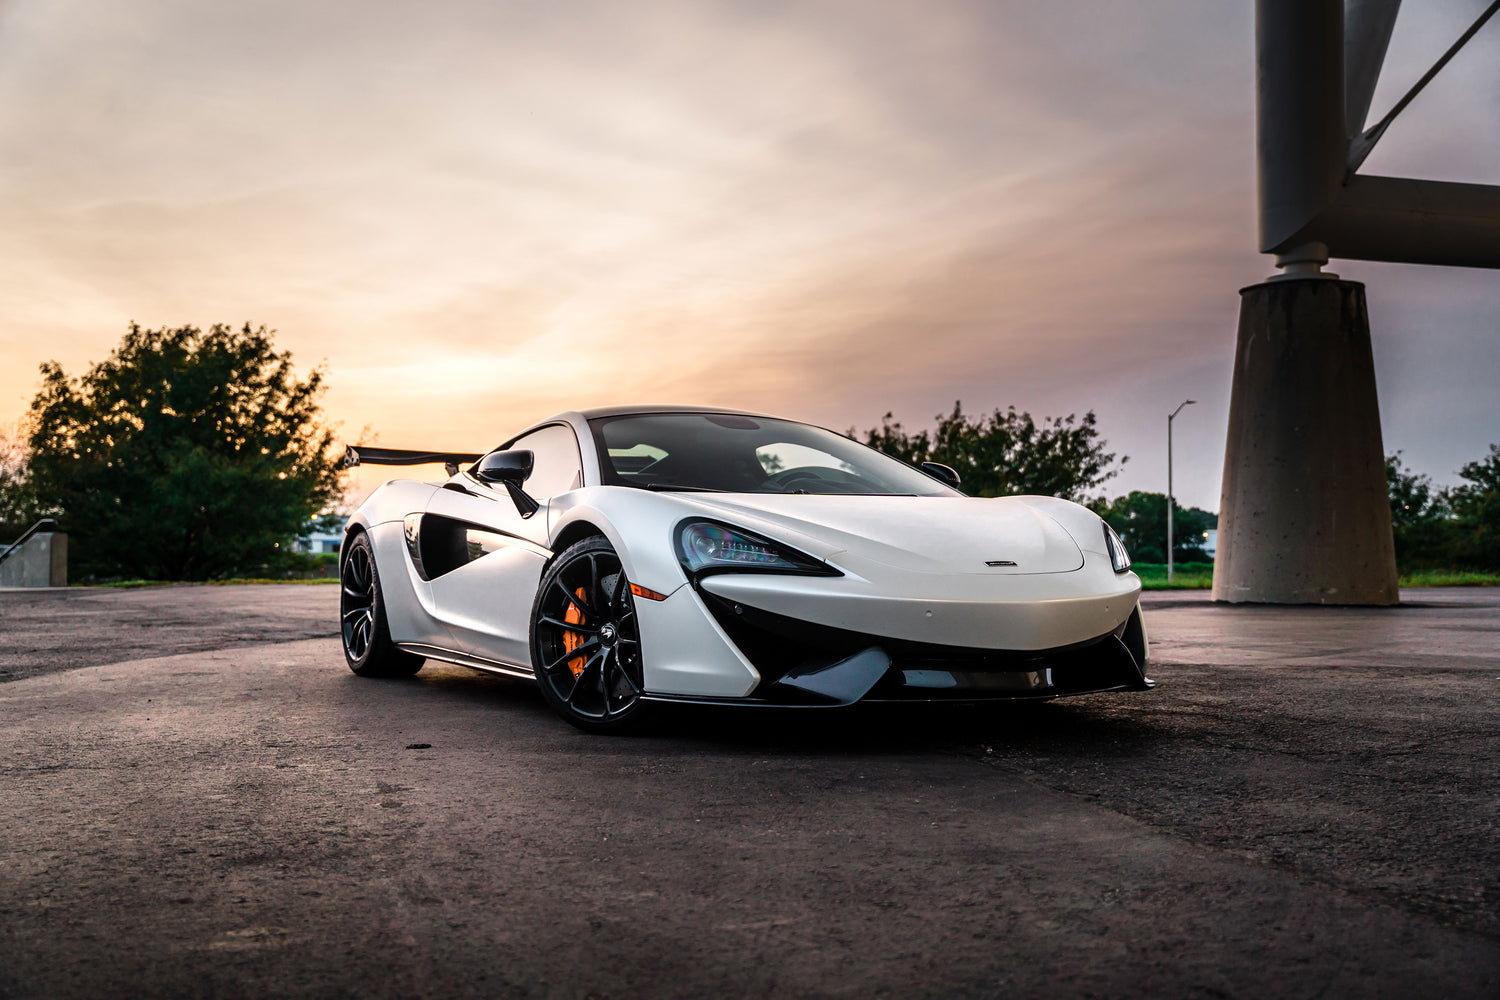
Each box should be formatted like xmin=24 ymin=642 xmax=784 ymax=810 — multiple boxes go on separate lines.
xmin=427 ymin=544 xmax=544 ymax=667
xmin=360 ymin=489 xmax=444 ymax=647
xmin=685 ymin=493 xmax=1139 ymax=650
xmin=679 ymin=494 xmax=1087 ymax=575
xmin=423 ymin=484 xmax=547 ymax=666
xmin=343 ymin=408 xmax=1147 ymax=702
xmin=699 ymin=564 xmax=1138 ymax=651
xmin=633 ymin=585 xmax=760 ymax=697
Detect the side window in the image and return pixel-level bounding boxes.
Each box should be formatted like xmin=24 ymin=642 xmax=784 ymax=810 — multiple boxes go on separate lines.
xmin=506 ymin=424 xmax=583 ymax=499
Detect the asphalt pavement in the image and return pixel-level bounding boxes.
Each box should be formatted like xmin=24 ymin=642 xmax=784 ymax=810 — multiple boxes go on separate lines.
xmin=1 ymin=584 xmax=1496 ymax=998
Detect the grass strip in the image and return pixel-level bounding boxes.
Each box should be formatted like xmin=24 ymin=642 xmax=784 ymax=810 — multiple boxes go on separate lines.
xmin=86 ymin=577 xmax=338 ymax=589
xmin=1133 ymin=563 xmax=1214 ymax=590
xmin=1397 ymin=570 xmax=1500 ymax=587
xmin=77 ymin=568 xmax=1500 ymax=591
xmin=1134 ymin=563 xmax=1500 ymax=590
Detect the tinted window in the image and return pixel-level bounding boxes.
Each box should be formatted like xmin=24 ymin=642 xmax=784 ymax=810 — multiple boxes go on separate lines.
xmin=504 ymin=424 xmax=583 ymax=499
xmin=589 ymin=413 xmax=958 ymax=496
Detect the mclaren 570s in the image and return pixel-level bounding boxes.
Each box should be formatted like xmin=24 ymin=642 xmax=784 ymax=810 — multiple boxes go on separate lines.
xmin=338 ymin=406 xmax=1151 ymax=732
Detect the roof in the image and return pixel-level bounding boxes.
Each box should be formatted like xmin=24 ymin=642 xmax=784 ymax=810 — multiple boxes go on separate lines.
xmin=569 ymin=404 xmax=776 ymax=420
xmin=495 ymin=405 xmax=786 ymax=453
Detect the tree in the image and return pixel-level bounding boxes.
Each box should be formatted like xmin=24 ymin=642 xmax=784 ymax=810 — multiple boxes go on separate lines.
xmin=1386 ymin=452 xmax=1452 ymax=570
xmin=1446 ymin=444 xmax=1500 ymax=570
xmin=1382 ymin=447 xmax=1500 ymax=572
xmin=0 ymin=421 xmax=42 ymax=538
xmin=1093 ymin=491 xmax=1216 ymax=564
xmin=859 ymin=401 xmax=1125 ymax=502
xmin=26 ymin=323 xmax=343 ymax=579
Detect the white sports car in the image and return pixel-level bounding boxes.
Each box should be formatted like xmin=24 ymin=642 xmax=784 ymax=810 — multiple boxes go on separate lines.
xmin=338 ymin=406 xmax=1150 ymax=732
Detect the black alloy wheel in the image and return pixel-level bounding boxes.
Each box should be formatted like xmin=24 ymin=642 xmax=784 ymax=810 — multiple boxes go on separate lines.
xmin=340 ymin=532 xmax=424 ymax=678
xmin=530 ymin=536 xmax=650 ymax=733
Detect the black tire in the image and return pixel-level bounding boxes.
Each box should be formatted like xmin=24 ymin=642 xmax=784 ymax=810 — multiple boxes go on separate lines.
xmin=530 ymin=536 xmax=652 ymax=733
xmin=340 ymin=532 xmax=424 ymax=678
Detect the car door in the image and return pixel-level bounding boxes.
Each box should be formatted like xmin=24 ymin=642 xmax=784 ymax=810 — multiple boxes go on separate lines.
xmin=423 ymin=423 xmax=585 ymax=667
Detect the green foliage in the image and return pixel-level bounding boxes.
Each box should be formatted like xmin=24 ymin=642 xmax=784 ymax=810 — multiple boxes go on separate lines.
xmin=1397 ymin=570 xmax=1500 ymax=588
xmin=1386 ymin=452 xmax=1452 ymax=570
xmin=1447 ymin=444 xmax=1500 ymax=569
xmin=1128 ymin=565 xmax=1500 ymax=592
xmin=1092 ymin=491 xmax=1216 ymax=565
xmin=1385 ymin=449 xmax=1500 ymax=572
xmin=859 ymin=401 xmax=1125 ymax=502
xmin=26 ymin=323 xmax=343 ymax=580
xmin=0 ymin=421 xmax=41 ymax=538
xmin=1130 ymin=562 xmax=1215 ymax=590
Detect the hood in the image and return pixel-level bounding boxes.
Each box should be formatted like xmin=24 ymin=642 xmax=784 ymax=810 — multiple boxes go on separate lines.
xmin=676 ymin=494 xmax=1085 ymax=576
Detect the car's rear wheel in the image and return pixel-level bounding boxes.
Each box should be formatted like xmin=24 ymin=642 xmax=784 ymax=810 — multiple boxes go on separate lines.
xmin=530 ymin=536 xmax=650 ymax=733
xmin=341 ymin=533 xmax=424 ymax=678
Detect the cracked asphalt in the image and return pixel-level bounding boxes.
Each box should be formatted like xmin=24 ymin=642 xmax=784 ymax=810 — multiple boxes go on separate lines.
xmin=0 ymin=584 xmax=1496 ymax=998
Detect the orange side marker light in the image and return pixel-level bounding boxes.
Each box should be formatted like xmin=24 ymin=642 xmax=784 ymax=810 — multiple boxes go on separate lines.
xmin=630 ymin=583 xmax=668 ymax=602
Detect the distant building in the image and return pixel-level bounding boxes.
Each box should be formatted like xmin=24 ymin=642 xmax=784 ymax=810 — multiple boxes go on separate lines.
xmin=294 ymin=530 xmax=342 ymax=554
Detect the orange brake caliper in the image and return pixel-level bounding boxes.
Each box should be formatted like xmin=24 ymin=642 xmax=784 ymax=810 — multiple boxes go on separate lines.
xmin=563 ymin=587 xmax=589 ymax=677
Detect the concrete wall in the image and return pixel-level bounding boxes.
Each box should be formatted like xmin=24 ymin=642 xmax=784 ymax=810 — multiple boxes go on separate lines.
xmin=0 ymin=532 xmax=68 ymax=587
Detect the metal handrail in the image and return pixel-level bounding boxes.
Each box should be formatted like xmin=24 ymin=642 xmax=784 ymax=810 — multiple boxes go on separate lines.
xmin=0 ymin=518 xmax=59 ymax=568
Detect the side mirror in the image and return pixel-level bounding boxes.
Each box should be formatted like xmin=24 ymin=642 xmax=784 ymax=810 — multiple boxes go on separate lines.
xmin=475 ymin=449 xmax=534 ymax=486
xmin=474 ymin=450 xmax=540 ymax=518
xmin=921 ymin=462 xmax=962 ymax=489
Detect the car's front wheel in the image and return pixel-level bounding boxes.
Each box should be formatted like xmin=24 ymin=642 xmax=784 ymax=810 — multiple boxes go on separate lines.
xmin=530 ymin=536 xmax=650 ymax=733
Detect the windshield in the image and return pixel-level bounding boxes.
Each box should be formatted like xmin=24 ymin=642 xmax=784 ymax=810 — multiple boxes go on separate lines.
xmin=588 ymin=412 xmax=960 ymax=496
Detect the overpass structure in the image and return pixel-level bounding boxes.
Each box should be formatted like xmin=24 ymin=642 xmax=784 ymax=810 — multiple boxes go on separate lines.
xmin=1214 ymin=0 xmax=1500 ymax=604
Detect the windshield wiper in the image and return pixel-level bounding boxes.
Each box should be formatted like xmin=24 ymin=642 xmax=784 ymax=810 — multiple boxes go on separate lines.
xmin=639 ymin=482 xmax=729 ymax=493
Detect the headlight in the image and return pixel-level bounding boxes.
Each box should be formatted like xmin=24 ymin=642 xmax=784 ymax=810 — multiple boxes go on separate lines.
xmin=675 ymin=520 xmax=840 ymax=578
xmin=1103 ymin=522 xmax=1132 ymax=573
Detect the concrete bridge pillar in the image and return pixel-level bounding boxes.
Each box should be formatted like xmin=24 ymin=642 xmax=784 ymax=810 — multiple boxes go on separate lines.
xmin=1212 ymin=277 xmax=1398 ymax=605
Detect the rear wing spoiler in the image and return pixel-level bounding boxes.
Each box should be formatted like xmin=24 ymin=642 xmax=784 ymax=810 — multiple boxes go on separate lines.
xmin=341 ymin=446 xmax=484 ymax=477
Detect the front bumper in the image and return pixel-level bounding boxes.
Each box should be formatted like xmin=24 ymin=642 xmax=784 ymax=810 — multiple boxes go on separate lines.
xmin=642 ymin=587 xmax=1151 ymax=707
xmin=696 ymin=563 xmax=1141 ymax=650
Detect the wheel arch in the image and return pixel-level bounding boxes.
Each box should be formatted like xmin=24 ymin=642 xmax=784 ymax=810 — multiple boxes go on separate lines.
xmin=547 ymin=493 xmax=691 ymax=600
xmin=340 ymin=515 xmax=372 ymax=562
xmin=550 ymin=518 xmax=609 ymax=561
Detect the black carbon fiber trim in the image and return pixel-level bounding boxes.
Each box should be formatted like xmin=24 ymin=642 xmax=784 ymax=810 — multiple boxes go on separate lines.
xmin=697 ymin=589 xmax=1150 ymax=702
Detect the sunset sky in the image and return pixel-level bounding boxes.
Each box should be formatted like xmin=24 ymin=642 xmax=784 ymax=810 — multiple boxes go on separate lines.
xmin=1 ymin=0 xmax=1496 ymax=510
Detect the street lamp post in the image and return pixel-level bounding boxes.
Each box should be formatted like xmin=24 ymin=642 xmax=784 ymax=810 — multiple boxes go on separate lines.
xmin=1167 ymin=399 xmax=1196 ymax=583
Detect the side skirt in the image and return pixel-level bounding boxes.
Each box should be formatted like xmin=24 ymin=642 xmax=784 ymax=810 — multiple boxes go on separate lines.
xmin=395 ymin=642 xmax=537 ymax=682
xmin=640 ymin=693 xmax=866 ymax=709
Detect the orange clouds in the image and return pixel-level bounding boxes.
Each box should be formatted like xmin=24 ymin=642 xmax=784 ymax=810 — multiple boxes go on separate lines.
xmin=1 ymin=1 xmax=1496 ymax=511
